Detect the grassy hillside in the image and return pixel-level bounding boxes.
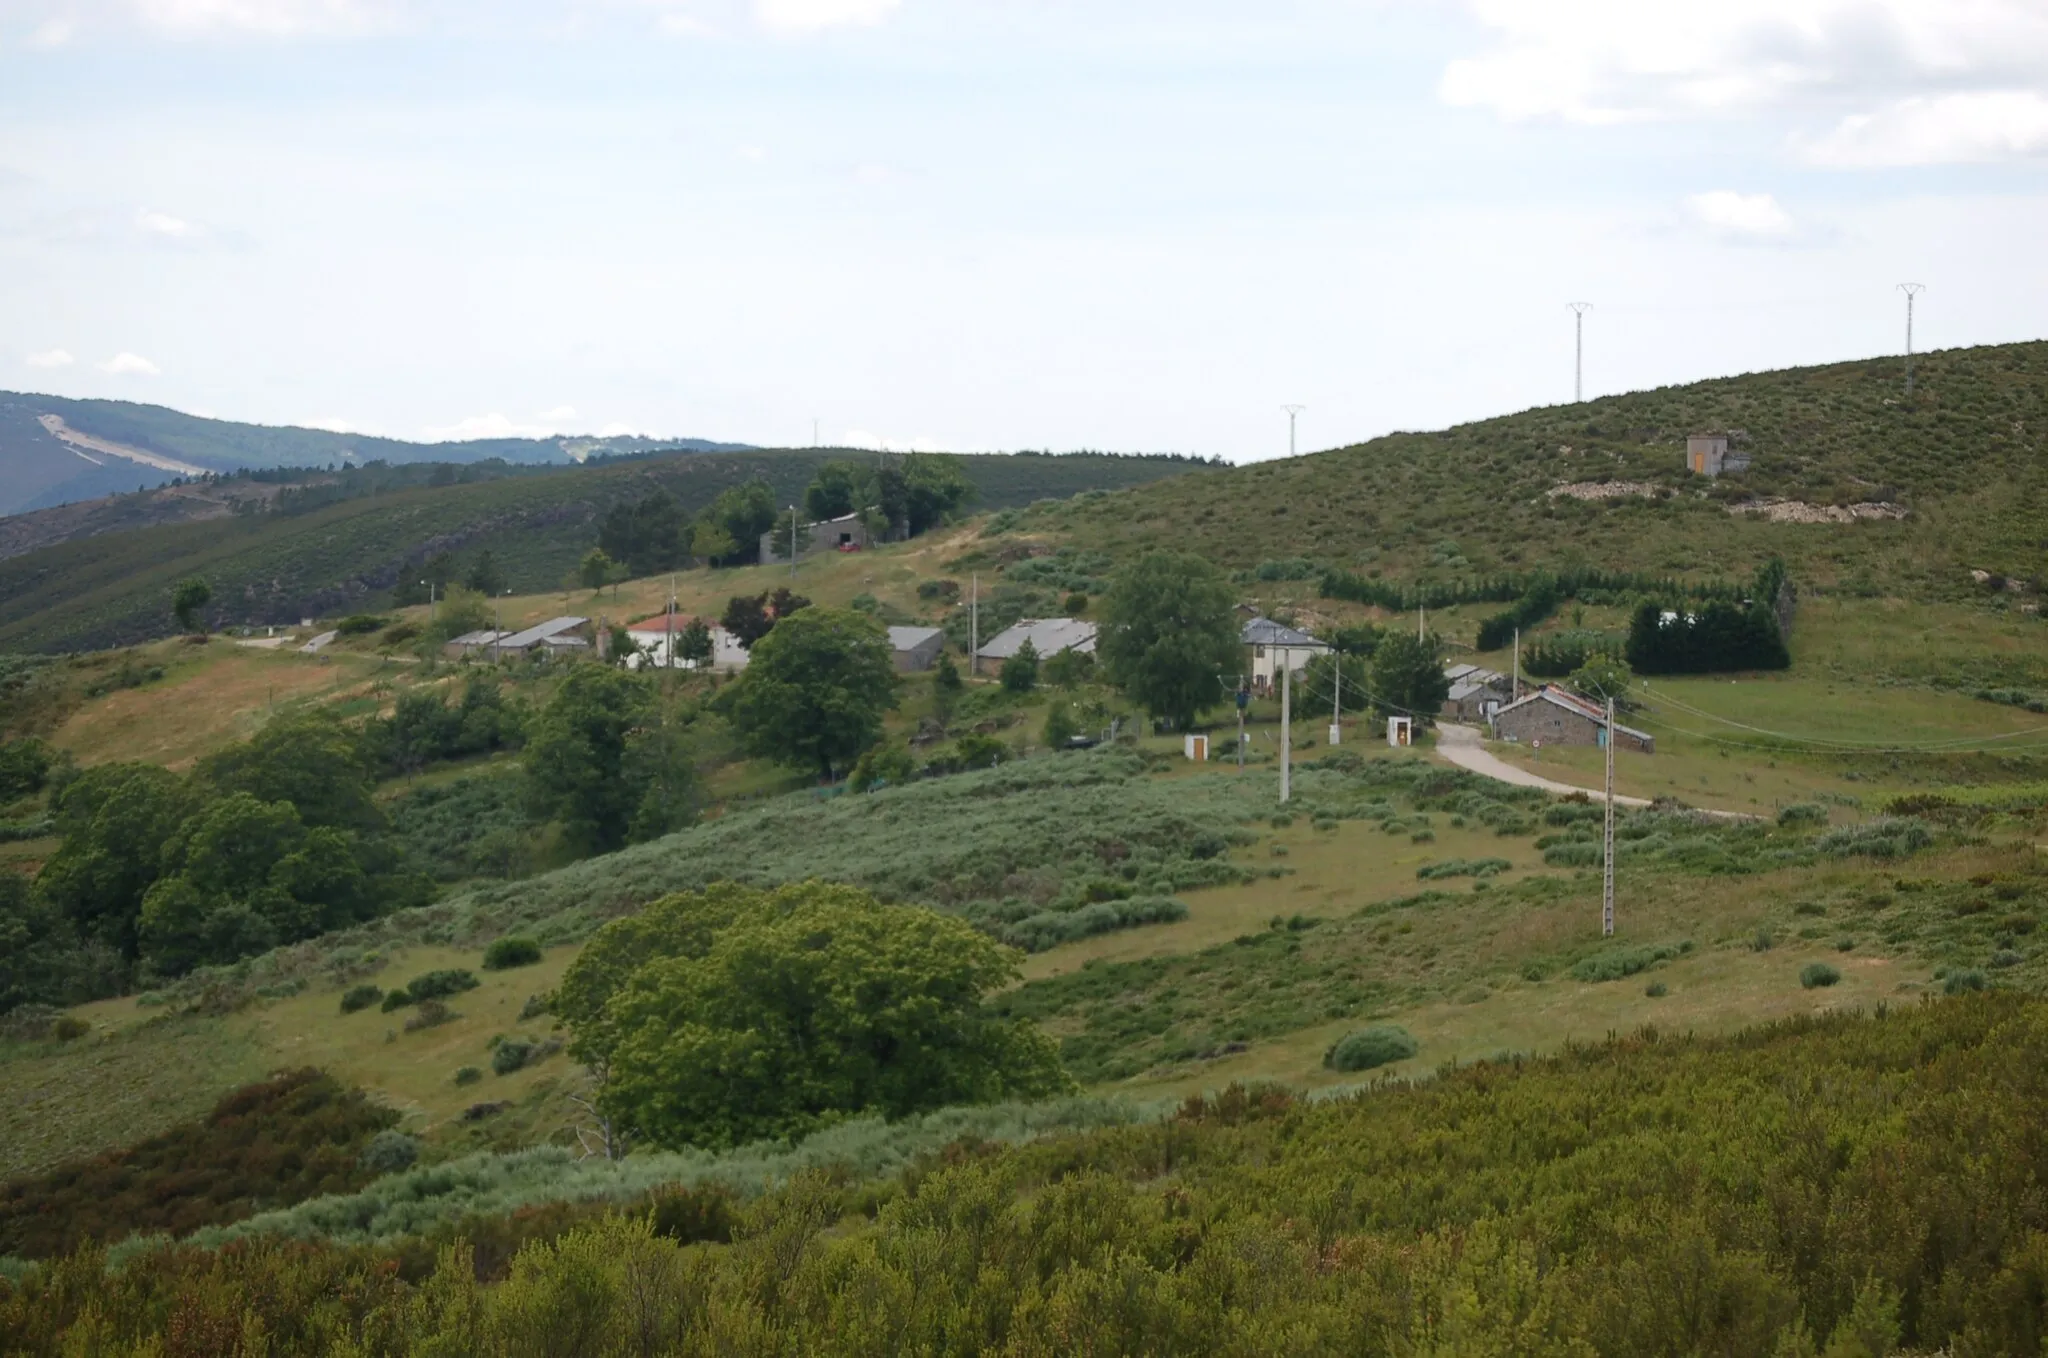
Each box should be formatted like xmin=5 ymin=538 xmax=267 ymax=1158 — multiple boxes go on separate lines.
xmin=1019 ymin=340 xmax=2048 ymax=600
xmin=0 ymin=450 xmax=1206 ymax=652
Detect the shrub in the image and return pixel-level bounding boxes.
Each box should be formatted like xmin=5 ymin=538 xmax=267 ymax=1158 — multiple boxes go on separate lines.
xmin=380 ymin=987 xmax=412 ymax=1012
xmin=519 ymin=993 xmax=550 ymax=1020
xmin=1800 ymin=962 xmax=1841 ymax=989
xmin=455 ymin=1066 xmax=483 ymax=1086
xmin=340 ymin=984 xmax=384 ymax=1014
xmin=335 ymin=614 xmax=389 ymax=637
xmin=0 ymin=1069 xmax=397 ymax=1258
xmin=492 ymin=1038 xmax=536 ymax=1076
xmin=49 ymin=1015 xmax=90 ymax=1042
xmin=1324 ymin=1025 xmax=1419 ymax=1072
xmin=1817 ymin=818 xmax=1934 ymax=861
xmin=1645 ymin=981 xmax=1668 ymax=998
xmin=404 ymin=999 xmax=456 ymax=1032
xmin=405 ymin=969 xmax=480 ymax=1001
xmin=1572 ymin=941 xmax=1690 ymax=983
xmin=359 ymin=1129 xmax=420 ymax=1174
xmin=1778 ymin=803 xmax=1828 ymax=827
xmin=483 ymin=937 xmax=543 ymax=971
xmin=1945 ymin=968 xmax=1989 ymax=994
xmin=1415 ymin=857 xmax=1511 ymax=881
xmin=1063 ymin=592 xmax=1089 ymax=615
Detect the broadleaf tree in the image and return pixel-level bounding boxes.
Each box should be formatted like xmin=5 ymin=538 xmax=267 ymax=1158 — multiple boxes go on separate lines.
xmin=1096 ymin=551 xmax=1240 ymax=731
xmin=717 ymin=608 xmax=897 ymax=778
xmin=559 ymin=882 xmax=1072 ymax=1149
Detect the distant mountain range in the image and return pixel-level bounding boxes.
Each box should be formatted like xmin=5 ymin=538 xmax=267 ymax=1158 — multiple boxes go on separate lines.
xmin=0 ymin=391 xmax=751 ymax=518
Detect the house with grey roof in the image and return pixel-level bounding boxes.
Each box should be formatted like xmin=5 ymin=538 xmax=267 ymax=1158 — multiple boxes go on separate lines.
xmin=1241 ymin=617 xmax=1330 ymax=694
xmin=1489 ymin=685 xmax=1654 ymax=753
xmin=975 ymin=618 xmax=1097 ymax=673
xmin=1442 ymin=662 xmax=1512 ymax=722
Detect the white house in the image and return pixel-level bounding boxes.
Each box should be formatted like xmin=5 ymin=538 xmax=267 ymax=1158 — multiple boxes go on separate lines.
xmin=624 ymin=614 xmax=750 ymax=672
xmin=1241 ymin=617 xmax=1330 ymax=694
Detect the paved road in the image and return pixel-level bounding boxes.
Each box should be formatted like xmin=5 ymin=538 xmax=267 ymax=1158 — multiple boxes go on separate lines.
xmin=1434 ymin=723 xmax=1653 ymax=807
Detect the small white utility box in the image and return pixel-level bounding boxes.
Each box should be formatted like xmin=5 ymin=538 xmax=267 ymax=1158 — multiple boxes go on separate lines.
xmin=1183 ymin=733 xmax=1209 ymax=762
xmin=1387 ymin=716 xmax=1414 ymax=748
xmin=1328 ymin=723 xmax=1341 ymax=746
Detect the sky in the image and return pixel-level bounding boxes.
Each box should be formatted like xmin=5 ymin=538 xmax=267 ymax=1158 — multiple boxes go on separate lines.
xmin=1 ymin=0 xmax=2045 ymax=460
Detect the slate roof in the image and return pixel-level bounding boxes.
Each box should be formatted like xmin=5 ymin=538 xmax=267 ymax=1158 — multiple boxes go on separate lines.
xmin=1241 ymin=617 xmax=1328 ymax=648
xmin=976 ymin=618 xmax=1098 ymax=659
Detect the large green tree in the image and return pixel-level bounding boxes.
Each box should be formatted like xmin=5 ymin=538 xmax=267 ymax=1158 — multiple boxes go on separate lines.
xmin=1368 ymin=632 xmax=1451 ymax=719
xmin=718 ymin=608 xmax=898 ymax=777
xmin=35 ymin=763 xmax=192 ymax=960
xmin=171 ymin=578 xmax=211 ymax=634
xmin=558 ymin=882 xmax=1072 ymax=1150
xmin=1096 ymin=551 xmax=1240 ymax=730
xmin=525 ymin=667 xmax=698 ymax=853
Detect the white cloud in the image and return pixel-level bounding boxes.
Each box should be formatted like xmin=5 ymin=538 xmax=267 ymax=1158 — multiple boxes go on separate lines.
xmin=537 ymin=404 xmax=577 ymax=421
xmin=1441 ymin=1 xmax=2048 ymax=162
xmin=25 ymin=348 xmax=75 ymax=368
xmin=136 ymin=209 xmax=193 ymax=237
xmin=1684 ymin=190 xmax=1795 ymax=240
xmin=1805 ymin=90 xmax=2048 ymax=165
xmin=99 ymin=351 xmax=160 ymax=375
xmin=754 ymin=0 xmax=898 ymax=35
xmin=129 ymin=0 xmax=394 ymax=37
xmin=841 ymin=428 xmax=944 ymax=452
xmin=27 ymin=17 xmax=75 ymax=46
xmin=419 ymin=412 xmax=562 ymax=442
xmin=734 ymin=144 xmax=767 ymax=162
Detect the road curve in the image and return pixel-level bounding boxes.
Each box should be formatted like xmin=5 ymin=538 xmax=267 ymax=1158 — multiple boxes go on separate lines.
xmin=1433 ymin=723 xmax=1653 ymax=807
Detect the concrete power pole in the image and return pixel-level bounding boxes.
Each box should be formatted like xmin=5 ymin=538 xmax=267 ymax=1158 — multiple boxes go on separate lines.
xmin=1898 ymin=283 xmax=1925 ymax=397
xmin=1281 ymin=405 xmax=1305 ymax=459
xmin=1569 ymin=303 xmax=1593 ymax=403
xmin=1330 ymin=650 xmax=1341 ymax=746
xmin=1280 ymin=659 xmax=1292 ymax=803
xmin=1512 ymin=626 xmax=1521 ymax=701
xmin=1602 ymin=694 xmax=1616 ymax=937
xmin=789 ymin=506 xmax=798 ymax=579
xmin=969 ymin=573 xmax=979 ymax=676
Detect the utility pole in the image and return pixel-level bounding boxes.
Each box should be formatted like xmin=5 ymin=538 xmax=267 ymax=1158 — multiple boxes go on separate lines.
xmin=1330 ymin=649 xmax=1341 ymax=745
xmin=1237 ymin=680 xmax=1248 ymax=769
xmin=423 ymin=579 xmax=436 ymax=625
xmin=1602 ymin=694 xmax=1616 ymax=937
xmin=1512 ymin=626 xmax=1521 ymax=701
xmin=1280 ymin=659 xmax=1292 ymax=803
xmin=665 ymin=573 xmax=675 ymax=677
xmin=812 ymin=418 xmax=820 ymax=448
xmin=1418 ymin=604 xmax=1425 ymax=642
xmin=1569 ymin=302 xmax=1593 ymax=403
xmin=1281 ymin=405 xmax=1305 ymax=459
xmin=969 ymin=573 xmax=979 ymax=676
xmin=1898 ymin=283 xmax=1925 ymax=397
xmin=789 ymin=506 xmax=798 ymax=579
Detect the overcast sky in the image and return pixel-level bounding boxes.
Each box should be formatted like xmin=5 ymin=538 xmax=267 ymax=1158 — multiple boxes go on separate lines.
xmin=2 ymin=1 xmax=2045 ymax=458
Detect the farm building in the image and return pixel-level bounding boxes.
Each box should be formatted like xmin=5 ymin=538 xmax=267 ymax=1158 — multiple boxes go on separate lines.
xmin=1685 ymin=433 xmax=1752 ymax=478
xmin=624 ymin=614 xmax=750 ymax=672
xmin=442 ymin=617 xmax=590 ymax=660
xmin=1242 ymin=617 xmax=1330 ymax=694
xmin=1442 ymin=662 xmax=1512 ymax=722
xmin=975 ymin=618 xmax=1097 ymax=673
xmin=886 ymin=625 xmax=946 ymax=673
xmin=758 ymin=512 xmax=871 ymax=563
xmin=1489 ymin=686 xmax=1654 ymax=753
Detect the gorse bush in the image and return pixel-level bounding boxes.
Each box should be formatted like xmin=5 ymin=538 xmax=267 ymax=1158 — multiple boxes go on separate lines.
xmin=337 ymin=984 xmax=381 ymax=1014
xmin=357 ymin=1130 xmax=419 ymax=1175
xmin=381 ymin=969 xmax=478 ymax=1011
xmin=1323 ymin=1024 xmax=1419 ymax=1072
xmin=481 ymin=936 xmax=541 ymax=971
xmin=26 ymin=998 xmax=2048 ymax=1353
xmin=1572 ymin=940 xmax=1692 ymax=983
xmin=1801 ymin=961 xmax=1842 ymax=989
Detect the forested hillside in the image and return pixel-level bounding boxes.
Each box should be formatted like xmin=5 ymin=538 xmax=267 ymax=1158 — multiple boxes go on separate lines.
xmin=0 ymin=450 xmax=1208 ymax=652
xmin=1022 ymin=340 xmax=2048 ymax=601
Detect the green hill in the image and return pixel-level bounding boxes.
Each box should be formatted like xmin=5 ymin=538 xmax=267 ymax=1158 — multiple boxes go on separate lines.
xmin=0 ymin=449 xmax=1209 ymax=652
xmin=0 ymin=390 xmax=751 ymax=517
xmin=1019 ymin=341 xmax=2048 ymax=601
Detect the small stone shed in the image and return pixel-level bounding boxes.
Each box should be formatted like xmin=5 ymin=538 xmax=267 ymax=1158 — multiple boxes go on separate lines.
xmin=1489 ymin=685 xmax=1655 ymax=754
